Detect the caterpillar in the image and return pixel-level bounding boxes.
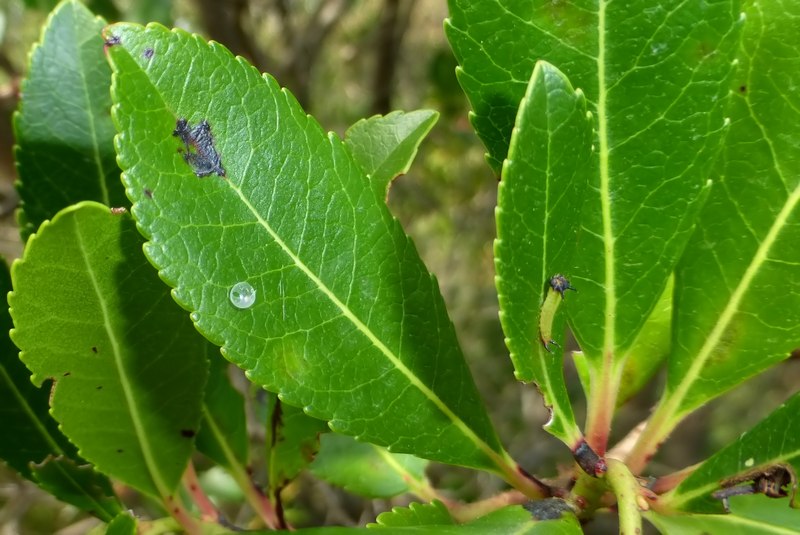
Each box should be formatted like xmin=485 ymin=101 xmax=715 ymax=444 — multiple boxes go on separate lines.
xmin=539 ymin=274 xmax=576 ymax=352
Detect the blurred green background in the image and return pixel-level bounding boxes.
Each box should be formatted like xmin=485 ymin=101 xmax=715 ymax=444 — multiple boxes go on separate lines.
xmin=0 ymin=1 xmax=798 ymax=533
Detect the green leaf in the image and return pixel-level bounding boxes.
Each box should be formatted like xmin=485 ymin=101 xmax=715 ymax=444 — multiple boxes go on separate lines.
xmin=616 ymin=275 xmax=673 ymax=406
xmin=372 ymin=501 xmax=455 ymax=528
xmin=106 ymin=23 xmax=512 ymax=476
xmin=9 ymin=202 xmax=208 ymax=499
xmin=14 ymin=0 xmax=124 ymax=240
xmin=310 ymin=433 xmax=430 ymax=499
xmin=372 ymin=503 xmax=581 ymax=534
xmin=664 ymin=391 xmax=800 ymax=513
xmin=31 ymin=455 xmax=121 ymax=521
xmin=196 ymin=353 xmax=249 ymax=470
xmin=344 ymin=110 xmax=439 ymax=199
xmin=494 ymin=60 xmax=591 ymax=446
xmin=105 ymin=512 xmax=137 ymax=535
xmin=646 ymin=494 xmax=800 ymax=535
xmin=659 ymin=0 xmax=800 ymax=421
xmin=0 ymin=257 xmax=121 ymax=521
xmin=446 ymin=0 xmax=742 ymax=368
xmin=267 ymin=399 xmax=327 ymax=495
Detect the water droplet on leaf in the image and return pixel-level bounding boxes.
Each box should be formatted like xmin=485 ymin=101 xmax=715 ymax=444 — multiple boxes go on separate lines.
xmin=229 ymin=282 xmax=256 ymax=309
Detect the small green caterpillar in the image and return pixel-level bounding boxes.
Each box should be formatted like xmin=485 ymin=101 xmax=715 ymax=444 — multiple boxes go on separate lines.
xmin=539 ymin=274 xmax=576 ymax=352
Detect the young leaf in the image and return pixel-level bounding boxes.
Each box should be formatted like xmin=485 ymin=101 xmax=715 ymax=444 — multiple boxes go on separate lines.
xmin=106 ymin=23 xmax=517 ymax=478
xmin=373 ymin=501 xmax=455 ymax=528
xmin=9 ymin=202 xmax=208 ymax=500
xmin=646 ymin=494 xmax=800 ymax=535
xmin=14 ymin=0 xmax=124 ymax=239
xmin=494 ymin=60 xmax=591 ymax=447
xmin=447 ymin=3 xmax=742 ymax=442
xmin=310 ymin=433 xmax=431 ymax=499
xmin=629 ymin=0 xmax=800 ymax=470
xmin=267 ymin=399 xmax=328 ymax=497
xmin=345 ymin=110 xmax=439 ymax=199
xmin=663 ymin=391 xmax=800 ymax=513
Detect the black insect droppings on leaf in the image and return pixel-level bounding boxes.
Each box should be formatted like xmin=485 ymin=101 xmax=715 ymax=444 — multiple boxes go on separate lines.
xmin=63 ymin=372 xmax=71 ymax=377
xmin=523 ymin=498 xmax=575 ymax=520
xmin=143 ymin=48 xmax=154 ymax=60
xmin=104 ymin=34 xmax=121 ymax=48
xmin=91 ymin=346 xmax=98 ymax=353
xmin=143 ymin=188 xmax=153 ymax=199
xmin=180 ymin=429 xmax=196 ymax=438
xmin=739 ymin=85 xmax=747 ymax=93
xmin=96 ymin=385 xmax=103 ymax=390
xmin=116 ymin=448 xmax=123 ymax=453
xmin=173 ymin=118 xmax=226 ymax=178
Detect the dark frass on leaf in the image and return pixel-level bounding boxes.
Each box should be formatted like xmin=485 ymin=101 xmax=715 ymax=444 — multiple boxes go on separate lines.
xmin=173 ymin=118 xmax=226 ymax=178
xmin=539 ymin=274 xmax=576 ymax=352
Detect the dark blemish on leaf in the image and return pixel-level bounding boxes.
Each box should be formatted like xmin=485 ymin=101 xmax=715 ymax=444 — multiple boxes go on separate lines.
xmin=549 ymin=274 xmax=576 ymax=298
xmin=523 ymin=498 xmax=574 ymax=520
xmin=96 ymin=386 xmax=103 ymax=390
xmin=116 ymin=448 xmax=123 ymax=453
xmin=143 ymin=188 xmax=153 ymax=199
xmin=110 ymin=207 xmax=127 ymax=215
xmin=180 ymin=429 xmax=196 ymax=438
xmin=573 ymin=439 xmax=607 ymax=477
xmin=91 ymin=346 xmax=98 ymax=353
xmin=172 ymin=118 xmax=226 ymax=178
xmin=713 ymin=465 xmax=794 ymax=512
xmin=143 ymin=48 xmax=154 ymax=60
xmin=63 ymin=372 xmax=71 ymax=377
xmin=104 ymin=34 xmax=121 ymax=47
xmin=739 ymin=85 xmax=747 ymax=93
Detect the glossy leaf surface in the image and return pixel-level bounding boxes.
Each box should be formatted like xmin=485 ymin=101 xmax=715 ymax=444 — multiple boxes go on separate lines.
xmin=14 ymin=0 xmax=124 ymax=239
xmin=345 ymin=110 xmax=438 ymax=199
xmin=665 ymin=391 xmax=800 ymax=513
xmin=446 ymin=0 xmax=741 ymax=363
xmin=661 ymin=0 xmax=800 ymax=419
xmin=107 ymin=23 xmax=509 ymax=473
xmin=494 ymin=60 xmax=590 ymax=445
xmin=310 ymin=433 xmax=429 ymax=499
xmin=9 ymin=202 xmax=208 ymax=499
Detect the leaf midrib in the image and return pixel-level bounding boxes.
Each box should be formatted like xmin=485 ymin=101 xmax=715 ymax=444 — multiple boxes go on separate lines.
xmin=231 ymin=182 xmax=503 ymax=466
xmin=74 ymin=216 xmax=169 ymax=498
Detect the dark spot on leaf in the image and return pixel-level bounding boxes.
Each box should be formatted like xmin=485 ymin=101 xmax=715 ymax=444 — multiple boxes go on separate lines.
xmin=62 ymin=372 xmax=70 ymax=377
xmin=96 ymin=386 xmax=103 ymax=390
xmin=91 ymin=346 xmax=98 ymax=353
xmin=549 ymin=274 xmax=576 ymax=298
xmin=173 ymin=118 xmax=226 ymax=178
xmin=143 ymin=188 xmax=153 ymax=199
xmin=180 ymin=429 xmax=196 ymax=438
xmin=174 ymin=508 xmax=180 ymax=514
xmin=739 ymin=85 xmax=747 ymax=93
xmin=104 ymin=34 xmax=121 ymax=47
xmin=116 ymin=448 xmax=123 ymax=453
xmin=143 ymin=48 xmax=154 ymax=60
xmin=523 ymin=498 xmax=575 ymax=520
xmin=110 ymin=207 xmax=127 ymax=215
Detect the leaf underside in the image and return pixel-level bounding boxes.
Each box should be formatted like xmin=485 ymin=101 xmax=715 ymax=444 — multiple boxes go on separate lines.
xmin=9 ymin=202 xmax=208 ymax=499
xmin=14 ymin=0 xmax=124 ymax=239
xmin=107 ymin=23 xmax=507 ymax=472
